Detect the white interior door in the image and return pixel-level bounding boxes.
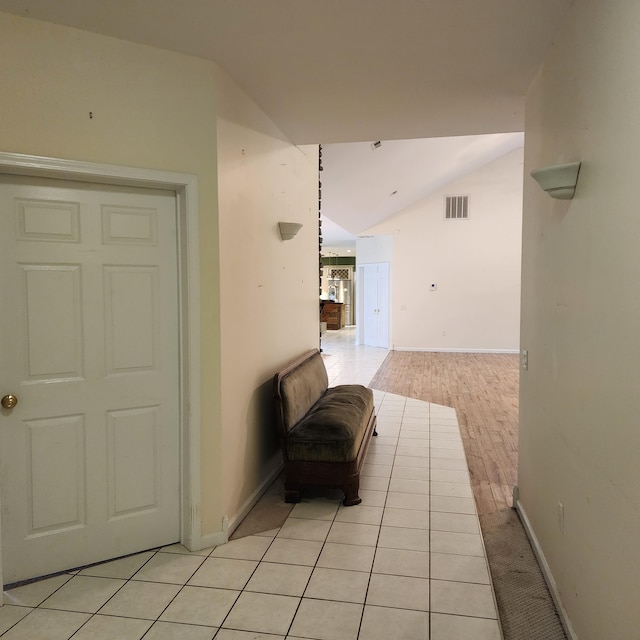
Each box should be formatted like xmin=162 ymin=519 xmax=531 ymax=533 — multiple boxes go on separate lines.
xmin=376 ymin=263 xmax=390 ymax=349
xmin=359 ymin=263 xmax=389 ymax=348
xmin=362 ymin=265 xmax=378 ymax=346
xmin=0 ymin=176 xmax=181 ymax=584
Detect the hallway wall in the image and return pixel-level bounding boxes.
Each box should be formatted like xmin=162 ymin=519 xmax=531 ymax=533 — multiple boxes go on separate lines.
xmin=363 ymin=149 xmax=523 ymax=352
xmin=0 ymin=10 xmax=225 ymax=539
xmin=519 ymin=2 xmax=640 ymax=638
xmin=215 ymin=68 xmax=319 ymax=528
xmin=0 ymin=11 xmax=320 ymax=550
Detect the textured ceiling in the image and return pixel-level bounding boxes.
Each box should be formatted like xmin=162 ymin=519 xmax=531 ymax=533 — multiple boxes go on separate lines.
xmin=0 ymin=0 xmax=572 ymax=143
xmin=0 ymin=1 xmax=568 ymax=251
xmin=323 ymin=133 xmax=523 ymax=228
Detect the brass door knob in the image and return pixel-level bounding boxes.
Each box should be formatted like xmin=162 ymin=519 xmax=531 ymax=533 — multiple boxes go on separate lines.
xmin=1 ymin=394 xmax=18 ymax=409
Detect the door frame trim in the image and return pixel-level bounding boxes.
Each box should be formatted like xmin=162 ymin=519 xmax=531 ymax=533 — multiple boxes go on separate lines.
xmin=0 ymin=152 xmax=202 ymax=595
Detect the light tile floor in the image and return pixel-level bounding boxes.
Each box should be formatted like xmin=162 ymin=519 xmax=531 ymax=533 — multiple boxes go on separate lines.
xmin=1 ymin=328 xmax=501 ymax=639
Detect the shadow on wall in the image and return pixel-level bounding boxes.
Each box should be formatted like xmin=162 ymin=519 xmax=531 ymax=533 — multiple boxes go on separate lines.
xmin=242 ymin=376 xmax=282 ymax=497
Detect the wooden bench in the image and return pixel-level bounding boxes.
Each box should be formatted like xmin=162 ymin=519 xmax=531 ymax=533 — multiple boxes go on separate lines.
xmin=273 ymin=349 xmax=377 ymax=506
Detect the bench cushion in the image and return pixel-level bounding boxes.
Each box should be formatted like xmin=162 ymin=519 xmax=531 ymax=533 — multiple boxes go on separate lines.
xmin=284 ymin=384 xmax=374 ymax=463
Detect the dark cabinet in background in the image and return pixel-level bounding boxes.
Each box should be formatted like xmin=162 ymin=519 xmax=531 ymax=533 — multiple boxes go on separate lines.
xmin=320 ymin=301 xmax=345 ymax=330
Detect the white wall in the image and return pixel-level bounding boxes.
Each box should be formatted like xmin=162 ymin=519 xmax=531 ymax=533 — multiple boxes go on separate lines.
xmin=0 ymin=11 xmax=320 ymax=549
xmin=214 ymin=69 xmax=319 ymax=529
xmin=519 ymin=2 xmax=640 ymax=638
xmin=363 ymin=149 xmax=523 ymax=351
xmin=0 ymin=11 xmax=225 ymax=538
xmin=356 ymin=235 xmax=394 ymax=264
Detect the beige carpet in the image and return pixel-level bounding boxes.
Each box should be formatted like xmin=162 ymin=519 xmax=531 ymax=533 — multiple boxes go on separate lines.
xmin=480 ymin=508 xmax=567 ymax=640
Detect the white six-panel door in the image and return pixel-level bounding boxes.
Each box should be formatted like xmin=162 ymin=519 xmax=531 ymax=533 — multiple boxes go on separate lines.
xmin=0 ymin=176 xmax=180 ymax=584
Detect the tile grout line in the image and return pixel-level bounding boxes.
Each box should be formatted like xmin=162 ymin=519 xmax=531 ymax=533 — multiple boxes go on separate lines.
xmin=209 ymin=525 xmax=286 ymax=638
xmin=80 ymin=546 xmax=214 ymax=639
xmin=282 ymin=496 xmax=340 ymax=639
xmin=355 ymin=389 xmax=402 ymax=640
xmin=3 ymin=547 xmax=168 ymax=640
xmin=136 ymin=547 xmax=214 ymax=639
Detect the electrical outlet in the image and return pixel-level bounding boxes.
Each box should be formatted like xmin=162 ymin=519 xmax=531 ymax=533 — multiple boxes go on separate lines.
xmin=557 ymin=502 xmax=565 ymax=533
xmin=521 ymin=349 xmax=529 ymax=371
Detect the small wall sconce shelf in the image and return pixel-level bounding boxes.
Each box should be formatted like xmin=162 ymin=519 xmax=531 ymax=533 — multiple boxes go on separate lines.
xmin=531 ymin=161 xmax=581 ymax=200
xmin=278 ymin=221 xmax=303 ymax=241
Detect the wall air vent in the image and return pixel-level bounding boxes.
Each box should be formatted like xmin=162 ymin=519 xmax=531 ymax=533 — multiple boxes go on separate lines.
xmin=445 ymin=195 xmax=469 ymax=220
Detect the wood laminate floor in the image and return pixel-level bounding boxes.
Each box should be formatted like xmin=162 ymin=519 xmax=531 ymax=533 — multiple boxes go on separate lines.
xmin=369 ymin=351 xmax=520 ymax=516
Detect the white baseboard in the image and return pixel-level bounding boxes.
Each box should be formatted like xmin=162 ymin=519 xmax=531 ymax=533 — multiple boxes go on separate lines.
xmin=227 ymin=453 xmax=285 ymax=538
xmin=197 ymin=524 xmax=230 ymax=550
xmin=184 ymin=514 xmax=229 ymax=551
xmin=392 ymin=347 xmax=519 ymax=354
xmin=514 ymin=495 xmax=579 ymax=640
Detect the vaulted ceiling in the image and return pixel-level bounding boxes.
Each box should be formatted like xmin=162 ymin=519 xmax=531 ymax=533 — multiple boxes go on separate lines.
xmin=0 ymin=0 xmax=571 ymax=250
xmin=321 ymin=132 xmax=524 ymax=253
xmin=0 ymin=0 xmax=571 ymax=144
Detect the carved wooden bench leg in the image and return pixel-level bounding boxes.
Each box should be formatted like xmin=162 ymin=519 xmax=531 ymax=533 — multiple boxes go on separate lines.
xmin=342 ymin=480 xmax=362 ymax=506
